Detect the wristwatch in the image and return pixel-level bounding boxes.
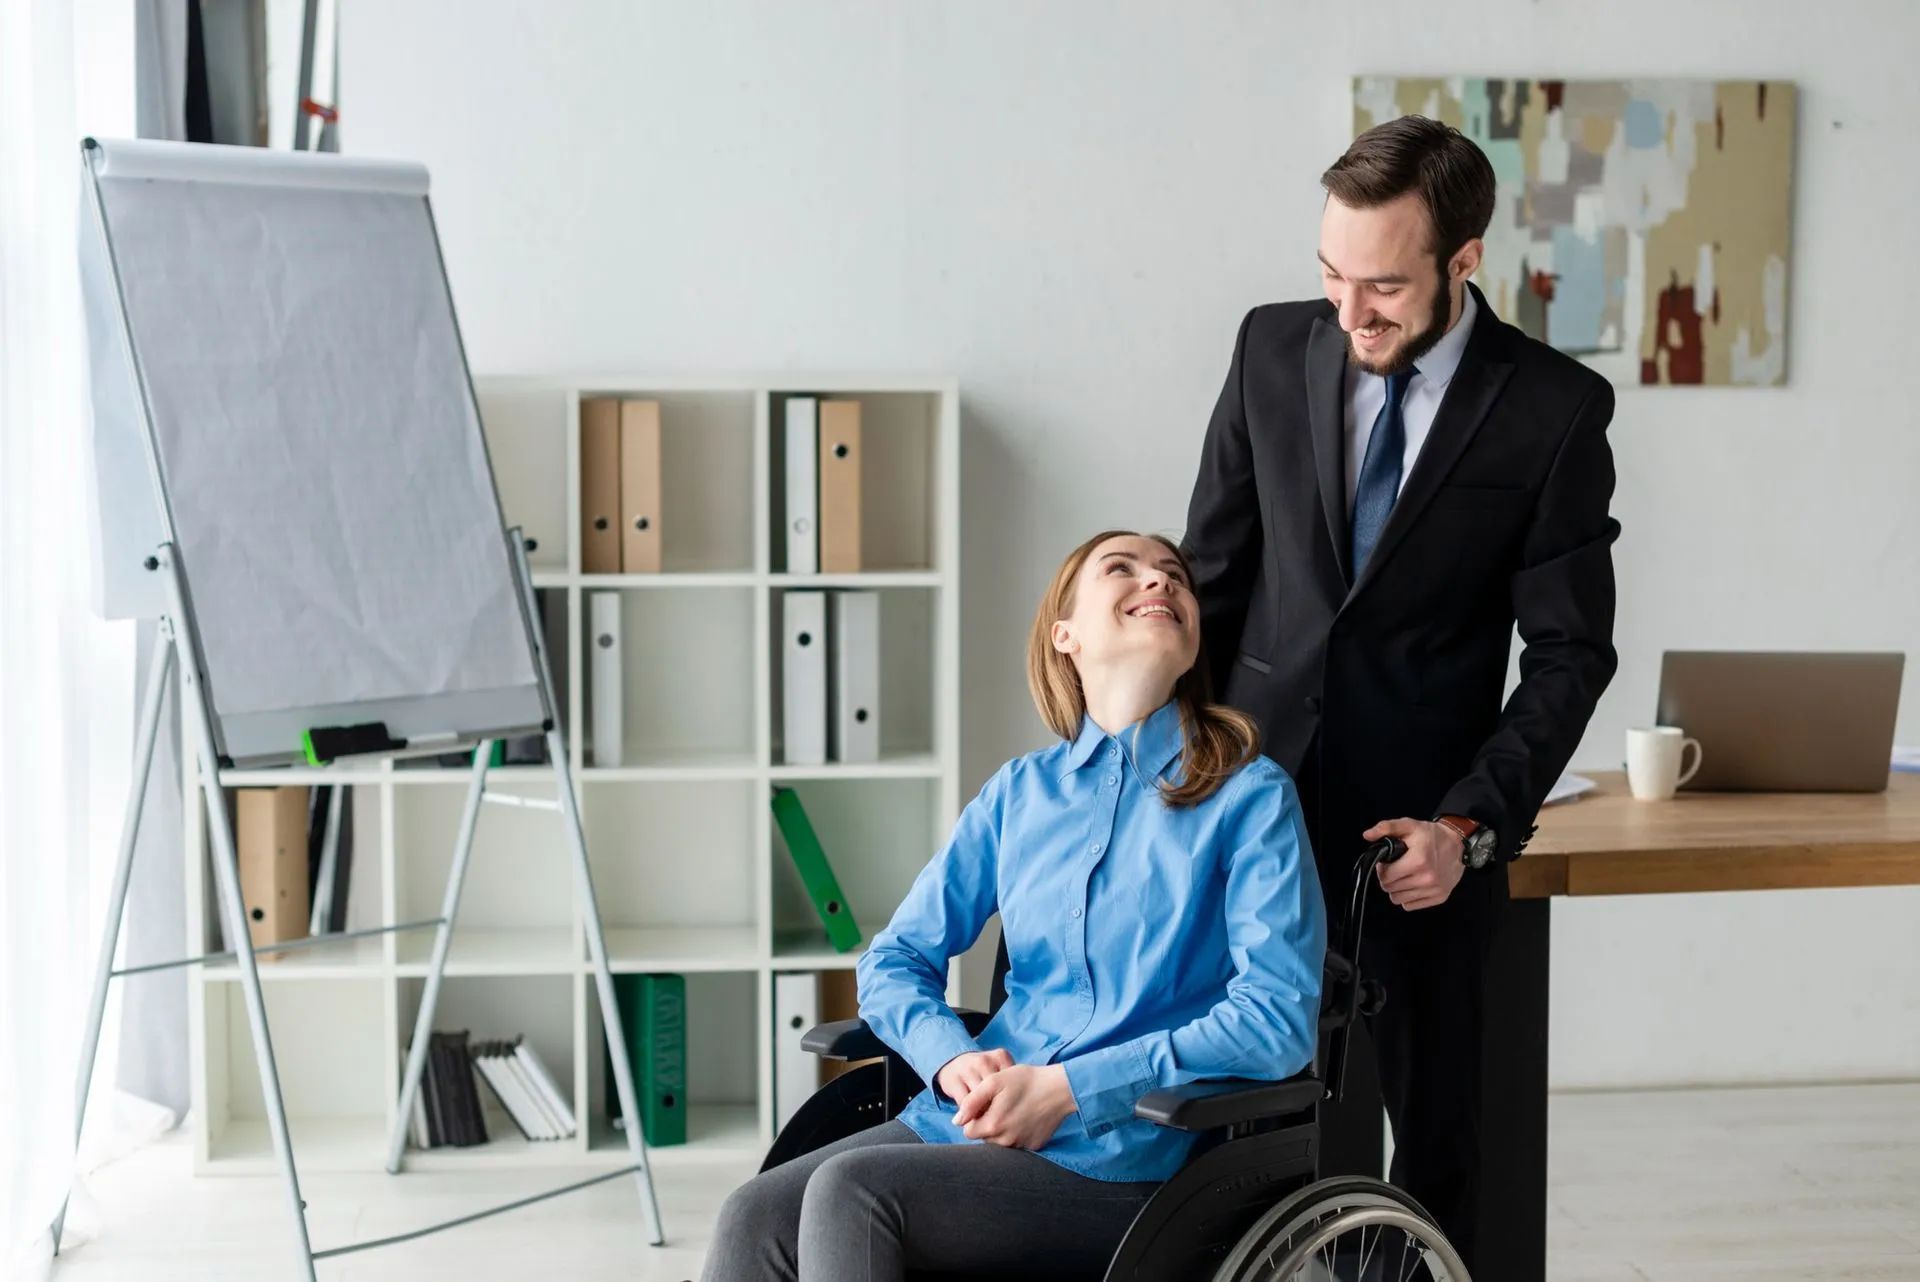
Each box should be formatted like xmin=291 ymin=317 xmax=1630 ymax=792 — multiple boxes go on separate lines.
xmin=1435 ymin=814 xmax=1498 ymax=870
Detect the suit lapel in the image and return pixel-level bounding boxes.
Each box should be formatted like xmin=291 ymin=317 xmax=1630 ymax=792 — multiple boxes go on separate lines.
xmin=1305 ymin=316 xmax=1354 ymax=584
xmin=1345 ymin=286 xmax=1515 ymax=604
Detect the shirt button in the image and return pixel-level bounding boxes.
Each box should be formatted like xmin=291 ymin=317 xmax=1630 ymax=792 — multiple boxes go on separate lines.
xmin=1071 ymin=907 xmax=1082 ymax=918
xmin=1090 ymin=842 xmax=1102 ymax=853
xmin=1106 ymin=774 xmax=1118 ymax=786
xmin=1108 ymin=745 xmax=1119 ymax=758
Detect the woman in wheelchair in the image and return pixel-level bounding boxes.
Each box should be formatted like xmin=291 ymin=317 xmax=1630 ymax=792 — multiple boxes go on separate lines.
xmin=702 ymin=530 xmax=1329 ymax=1281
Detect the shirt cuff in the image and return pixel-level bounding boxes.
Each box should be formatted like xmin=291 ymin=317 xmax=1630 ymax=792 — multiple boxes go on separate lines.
xmin=902 ymin=1015 xmax=983 ymax=1110
xmin=1062 ymin=1038 xmax=1155 ymax=1137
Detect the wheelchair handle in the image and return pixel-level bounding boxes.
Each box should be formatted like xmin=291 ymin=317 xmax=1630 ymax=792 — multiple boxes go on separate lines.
xmin=1327 ymin=836 xmax=1404 ymax=1106
xmin=1343 ymin=835 xmax=1405 ymax=964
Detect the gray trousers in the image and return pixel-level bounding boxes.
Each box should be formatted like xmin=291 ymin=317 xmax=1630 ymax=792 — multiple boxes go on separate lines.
xmin=699 ymin=1120 xmax=1158 ymax=1282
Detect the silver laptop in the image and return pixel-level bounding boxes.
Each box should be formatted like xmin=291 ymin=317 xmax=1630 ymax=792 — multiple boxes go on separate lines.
xmin=1655 ymin=651 xmax=1904 ymax=792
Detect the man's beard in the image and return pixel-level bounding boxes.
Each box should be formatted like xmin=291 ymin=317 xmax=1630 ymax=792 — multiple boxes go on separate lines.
xmin=1349 ymin=271 xmax=1453 ymax=376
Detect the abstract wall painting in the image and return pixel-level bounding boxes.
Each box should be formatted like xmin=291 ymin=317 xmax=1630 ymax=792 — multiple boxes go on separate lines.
xmin=1354 ymin=78 xmax=1796 ymax=386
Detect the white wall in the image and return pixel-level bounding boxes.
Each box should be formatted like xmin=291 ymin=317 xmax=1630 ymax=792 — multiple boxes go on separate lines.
xmin=344 ymin=0 xmax=1920 ymax=1089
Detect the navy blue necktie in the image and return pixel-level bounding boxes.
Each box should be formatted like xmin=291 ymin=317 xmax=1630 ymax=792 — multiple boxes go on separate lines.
xmin=1349 ymin=367 xmax=1416 ymax=579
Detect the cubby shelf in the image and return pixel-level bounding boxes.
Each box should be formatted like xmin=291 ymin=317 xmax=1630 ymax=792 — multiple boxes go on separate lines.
xmin=184 ymin=375 xmax=960 ymax=1174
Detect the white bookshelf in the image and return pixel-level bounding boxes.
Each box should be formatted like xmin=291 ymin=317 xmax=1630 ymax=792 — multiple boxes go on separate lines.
xmin=184 ymin=375 xmax=961 ymax=1174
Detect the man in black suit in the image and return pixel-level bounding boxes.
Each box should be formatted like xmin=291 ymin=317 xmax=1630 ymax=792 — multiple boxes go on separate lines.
xmin=1181 ymin=116 xmax=1619 ymax=1267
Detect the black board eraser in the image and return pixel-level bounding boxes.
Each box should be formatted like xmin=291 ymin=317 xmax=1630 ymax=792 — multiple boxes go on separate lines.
xmin=302 ymin=722 xmax=403 ymax=766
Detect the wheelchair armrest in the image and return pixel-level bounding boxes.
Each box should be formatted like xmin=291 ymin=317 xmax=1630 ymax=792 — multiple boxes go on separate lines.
xmin=799 ymin=1010 xmax=992 ymax=1062
xmin=1133 ymin=1070 xmax=1325 ymax=1132
xmin=800 ymin=1019 xmax=888 ymax=1061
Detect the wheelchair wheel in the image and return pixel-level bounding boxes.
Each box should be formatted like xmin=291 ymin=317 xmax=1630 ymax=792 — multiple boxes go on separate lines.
xmin=1210 ymin=1176 xmax=1469 ymax=1282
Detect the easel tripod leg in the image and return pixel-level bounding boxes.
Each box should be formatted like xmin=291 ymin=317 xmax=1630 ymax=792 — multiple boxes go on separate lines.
xmin=51 ymin=631 xmax=173 ymax=1256
xmin=385 ymin=742 xmax=491 ymax=1175
xmin=552 ymin=728 xmax=665 ymax=1246
xmin=167 ymin=549 xmax=319 ymax=1281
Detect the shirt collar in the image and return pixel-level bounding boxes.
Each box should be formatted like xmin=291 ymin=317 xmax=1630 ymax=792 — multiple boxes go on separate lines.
xmin=1412 ymin=284 xmax=1478 ymax=392
xmin=1059 ymin=699 xmax=1185 ymax=782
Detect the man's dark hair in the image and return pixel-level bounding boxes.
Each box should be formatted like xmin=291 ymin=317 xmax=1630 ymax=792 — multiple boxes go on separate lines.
xmin=1321 ymin=116 xmax=1496 ymax=272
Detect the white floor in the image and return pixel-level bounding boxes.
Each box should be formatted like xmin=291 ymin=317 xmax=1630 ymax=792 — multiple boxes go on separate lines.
xmin=1545 ymin=1083 xmax=1920 ymax=1281
xmin=39 ymin=1083 xmax=1920 ymax=1281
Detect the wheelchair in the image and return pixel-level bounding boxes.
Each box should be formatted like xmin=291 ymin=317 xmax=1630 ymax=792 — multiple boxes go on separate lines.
xmin=760 ymin=837 xmax=1471 ymax=1281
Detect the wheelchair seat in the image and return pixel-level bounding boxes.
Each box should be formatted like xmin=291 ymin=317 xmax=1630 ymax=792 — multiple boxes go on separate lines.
xmin=758 ymin=837 xmax=1470 ymax=1281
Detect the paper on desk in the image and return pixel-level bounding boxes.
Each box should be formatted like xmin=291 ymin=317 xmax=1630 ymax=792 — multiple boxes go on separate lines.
xmin=1544 ymin=771 xmax=1598 ymax=805
xmin=1894 ymin=746 xmax=1920 ymax=775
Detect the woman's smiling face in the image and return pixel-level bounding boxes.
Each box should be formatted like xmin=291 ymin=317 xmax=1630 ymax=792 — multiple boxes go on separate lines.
xmin=1052 ymin=534 xmax=1200 ymax=676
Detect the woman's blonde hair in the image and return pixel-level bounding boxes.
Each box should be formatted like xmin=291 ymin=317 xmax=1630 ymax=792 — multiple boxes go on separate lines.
xmin=1026 ymin=530 xmax=1261 ymax=807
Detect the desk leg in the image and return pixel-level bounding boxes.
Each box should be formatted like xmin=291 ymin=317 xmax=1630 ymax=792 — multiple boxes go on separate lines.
xmin=1478 ymin=895 xmax=1550 ymax=1282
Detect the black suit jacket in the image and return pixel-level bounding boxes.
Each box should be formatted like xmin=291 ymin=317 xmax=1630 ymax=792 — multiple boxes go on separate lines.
xmin=1183 ymin=282 xmax=1619 ymax=906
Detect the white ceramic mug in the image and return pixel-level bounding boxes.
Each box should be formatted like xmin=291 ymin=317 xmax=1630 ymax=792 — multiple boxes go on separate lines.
xmin=1626 ymin=726 xmax=1703 ymax=801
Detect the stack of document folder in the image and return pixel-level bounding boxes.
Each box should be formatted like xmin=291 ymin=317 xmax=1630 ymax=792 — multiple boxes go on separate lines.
xmin=588 ymin=590 xmax=623 ymax=767
xmin=580 ymin=398 xmax=663 ymax=574
xmin=406 ymin=1031 xmax=485 ymax=1148
xmin=406 ymin=1031 xmax=575 ymax=1148
xmin=780 ymin=589 xmax=881 ymax=766
xmin=471 ymin=1037 xmax=576 ymax=1142
xmin=782 ymin=396 xmax=864 ymax=575
xmin=772 ymin=969 xmax=877 ymax=1130
xmin=606 ymin=973 xmax=688 ymax=1146
xmin=771 ymin=787 xmax=861 ymax=953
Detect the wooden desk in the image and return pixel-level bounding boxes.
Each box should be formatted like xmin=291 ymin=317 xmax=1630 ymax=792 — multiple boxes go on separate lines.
xmin=1469 ymin=772 xmax=1920 ymax=1282
xmin=1512 ymin=769 xmax=1920 ymax=898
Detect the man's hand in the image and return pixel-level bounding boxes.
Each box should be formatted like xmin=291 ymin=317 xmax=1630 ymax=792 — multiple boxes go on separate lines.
xmin=1365 ymin=818 xmax=1465 ymax=911
xmin=952 ymin=1063 xmax=1078 ymax=1150
xmin=935 ymin=1048 xmax=1013 ymax=1106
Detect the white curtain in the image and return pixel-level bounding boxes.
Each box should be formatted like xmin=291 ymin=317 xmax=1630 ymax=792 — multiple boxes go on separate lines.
xmin=115 ymin=0 xmax=194 ymax=1126
xmin=0 ymin=1 xmax=150 ymax=1276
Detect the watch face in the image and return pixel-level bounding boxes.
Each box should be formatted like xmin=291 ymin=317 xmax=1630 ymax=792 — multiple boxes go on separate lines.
xmin=1467 ymin=829 xmax=1497 ymax=867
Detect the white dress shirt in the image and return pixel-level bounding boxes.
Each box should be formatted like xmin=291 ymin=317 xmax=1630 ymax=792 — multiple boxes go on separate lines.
xmin=1343 ymin=286 xmax=1479 ymax=512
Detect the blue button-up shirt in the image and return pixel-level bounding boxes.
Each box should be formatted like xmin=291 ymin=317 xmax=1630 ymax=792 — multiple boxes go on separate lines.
xmin=856 ymin=699 xmax=1327 ymax=1183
